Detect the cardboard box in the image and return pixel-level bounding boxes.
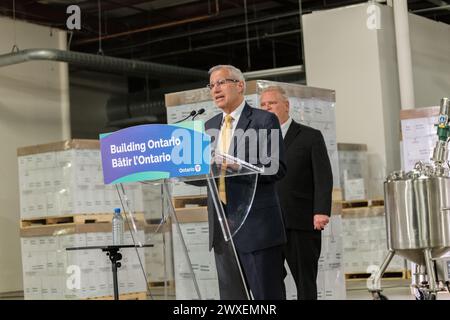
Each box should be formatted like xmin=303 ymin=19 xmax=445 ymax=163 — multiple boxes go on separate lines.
xmin=18 ymin=140 xmax=163 ymax=219
xmin=338 ymin=143 xmax=369 ymax=201
xmin=400 ymin=106 xmax=440 ymax=171
xmin=342 ymin=213 xmax=407 ymax=274
xmin=20 ymin=224 xmax=147 ymax=300
xmin=144 ymin=223 xmax=174 ymax=283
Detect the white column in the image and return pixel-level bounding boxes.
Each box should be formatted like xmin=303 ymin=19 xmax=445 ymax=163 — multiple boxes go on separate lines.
xmin=393 ymin=0 xmax=415 ymax=110
xmin=58 ymin=31 xmax=71 ymax=139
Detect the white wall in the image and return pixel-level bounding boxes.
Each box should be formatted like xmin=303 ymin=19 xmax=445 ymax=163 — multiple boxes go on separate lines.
xmin=409 ymin=14 xmax=450 ymax=107
xmin=0 ymin=17 xmax=69 ymax=293
xmin=303 ymin=4 xmax=388 ymax=198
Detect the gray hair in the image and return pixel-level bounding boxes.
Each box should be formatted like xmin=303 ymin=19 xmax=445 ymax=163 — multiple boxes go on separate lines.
xmin=208 ymin=65 xmax=246 ymax=91
xmin=260 ymin=85 xmax=289 ymax=102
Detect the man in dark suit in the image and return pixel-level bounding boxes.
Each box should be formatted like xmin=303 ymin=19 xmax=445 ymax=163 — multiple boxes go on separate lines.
xmin=204 ymin=65 xmax=287 ymax=300
xmin=260 ymin=85 xmax=333 ymax=300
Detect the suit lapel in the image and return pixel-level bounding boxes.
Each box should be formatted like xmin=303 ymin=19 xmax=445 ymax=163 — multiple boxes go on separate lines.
xmin=231 ymin=103 xmax=252 ymax=155
xmin=284 ymin=121 xmax=301 ymax=149
xmin=207 ymin=113 xmax=223 ymax=151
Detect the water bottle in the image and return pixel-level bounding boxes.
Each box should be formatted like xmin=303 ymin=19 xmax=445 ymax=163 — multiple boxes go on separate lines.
xmin=112 ymin=208 xmax=124 ymax=245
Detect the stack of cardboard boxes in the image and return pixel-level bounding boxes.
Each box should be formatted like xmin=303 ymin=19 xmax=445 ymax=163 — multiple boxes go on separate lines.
xmin=20 ymin=225 xmax=147 ymax=299
xmin=172 ymin=212 xmax=219 ymax=300
xmin=18 ymin=140 xmax=170 ymax=299
xmin=337 ymin=142 xmax=406 ymax=276
xmin=342 ymin=207 xmax=405 ymax=275
xmin=338 ymin=143 xmax=369 ymax=201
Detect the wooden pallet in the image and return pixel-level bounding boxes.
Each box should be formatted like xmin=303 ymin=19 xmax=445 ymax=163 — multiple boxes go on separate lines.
xmin=370 ymin=199 xmax=385 ymax=207
xmin=341 ymin=199 xmax=384 ymax=209
xmin=20 ymin=213 xmax=145 ymax=228
xmin=85 ymin=291 xmax=147 ymax=300
xmin=341 ymin=200 xmax=369 ymax=209
xmin=149 ymin=280 xmax=175 ymax=288
xmin=173 ymin=195 xmax=207 ymax=209
xmin=148 ymin=287 xmax=176 ymax=298
xmin=345 ymin=270 xmax=410 ymax=281
xmin=148 ymin=281 xmax=176 ymax=297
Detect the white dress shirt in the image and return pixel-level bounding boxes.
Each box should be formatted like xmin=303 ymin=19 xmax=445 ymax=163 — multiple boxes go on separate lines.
xmin=216 ymin=98 xmax=246 ymax=154
xmin=280 ymin=116 xmax=293 ymax=139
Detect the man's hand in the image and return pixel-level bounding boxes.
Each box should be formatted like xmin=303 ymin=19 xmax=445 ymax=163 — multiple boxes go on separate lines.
xmin=313 ymin=214 xmax=329 ymax=230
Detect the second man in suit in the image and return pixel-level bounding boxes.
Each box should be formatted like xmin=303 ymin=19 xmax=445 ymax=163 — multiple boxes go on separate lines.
xmin=260 ymin=85 xmax=333 ymax=300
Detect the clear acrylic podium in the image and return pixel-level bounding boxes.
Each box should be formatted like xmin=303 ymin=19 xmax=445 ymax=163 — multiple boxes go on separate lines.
xmin=113 ymin=152 xmax=263 ymax=300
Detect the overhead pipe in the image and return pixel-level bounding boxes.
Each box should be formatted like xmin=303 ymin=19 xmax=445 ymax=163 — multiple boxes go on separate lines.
xmin=106 ymin=93 xmax=167 ymax=123
xmin=243 ymin=65 xmax=305 ymax=80
xmin=105 ymin=80 xmax=209 ymax=127
xmin=141 ymin=29 xmax=301 ymax=60
xmin=106 ymin=10 xmax=301 ymax=56
xmin=412 ymin=4 xmax=450 ymax=13
xmin=75 ymin=0 xmax=220 ymax=46
xmin=0 ymin=48 xmax=208 ymax=79
xmin=393 ymin=0 xmax=415 ymax=109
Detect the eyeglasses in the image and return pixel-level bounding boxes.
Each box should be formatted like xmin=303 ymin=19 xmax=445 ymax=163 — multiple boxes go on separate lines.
xmin=207 ymin=78 xmax=240 ymax=90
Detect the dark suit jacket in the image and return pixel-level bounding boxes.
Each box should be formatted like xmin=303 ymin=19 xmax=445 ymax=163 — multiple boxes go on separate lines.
xmin=205 ymin=103 xmax=287 ymax=253
xmin=277 ymin=121 xmax=333 ymax=232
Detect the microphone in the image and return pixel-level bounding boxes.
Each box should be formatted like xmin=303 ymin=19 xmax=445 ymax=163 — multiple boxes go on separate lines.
xmin=175 ymin=110 xmax=197 ymax=123
xmin=192 ymin=108 xmax=205 ymax=120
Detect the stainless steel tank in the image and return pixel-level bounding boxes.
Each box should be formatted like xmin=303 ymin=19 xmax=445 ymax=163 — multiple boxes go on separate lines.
xmin=384 ymin=164 xmax=450 ymax=265
xmin=370 ymin=98 xmax=450 ymax=299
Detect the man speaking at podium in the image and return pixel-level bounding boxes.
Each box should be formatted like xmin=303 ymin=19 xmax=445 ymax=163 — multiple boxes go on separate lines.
xmin=204 ymin=65 xmax=287 ymax=300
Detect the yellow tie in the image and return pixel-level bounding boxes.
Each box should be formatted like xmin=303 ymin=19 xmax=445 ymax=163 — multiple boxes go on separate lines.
xmin=219 ymin=115 xmax=233 ymax=204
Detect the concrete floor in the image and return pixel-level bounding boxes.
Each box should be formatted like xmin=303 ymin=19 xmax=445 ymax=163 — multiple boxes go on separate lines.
xmin=3 ymin=279 xmax=450 ymax=300
xmin=346 ymin=279 xmax=414 ymax=300
xmin=346 ymin=278 xmax=450 ymax=300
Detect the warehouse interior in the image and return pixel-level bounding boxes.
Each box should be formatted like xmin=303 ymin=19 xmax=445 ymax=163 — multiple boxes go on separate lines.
xmin=0 ymin=0 xmax=449 ymax=301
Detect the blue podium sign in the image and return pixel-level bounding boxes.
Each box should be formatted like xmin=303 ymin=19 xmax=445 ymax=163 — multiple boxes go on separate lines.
xmin=100 ymin=122 xmax=211 ymax=184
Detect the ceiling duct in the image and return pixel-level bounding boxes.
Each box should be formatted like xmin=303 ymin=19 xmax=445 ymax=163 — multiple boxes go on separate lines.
xmin=106 ymin=81 xmax=208 ymax=128
xmin=0 ymin=48 xmax=208 ymax=79
xmin=243 ymin=65 xmax=305 ymax=80
xmin=106 ymin=92 xmax=167 ymax=128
